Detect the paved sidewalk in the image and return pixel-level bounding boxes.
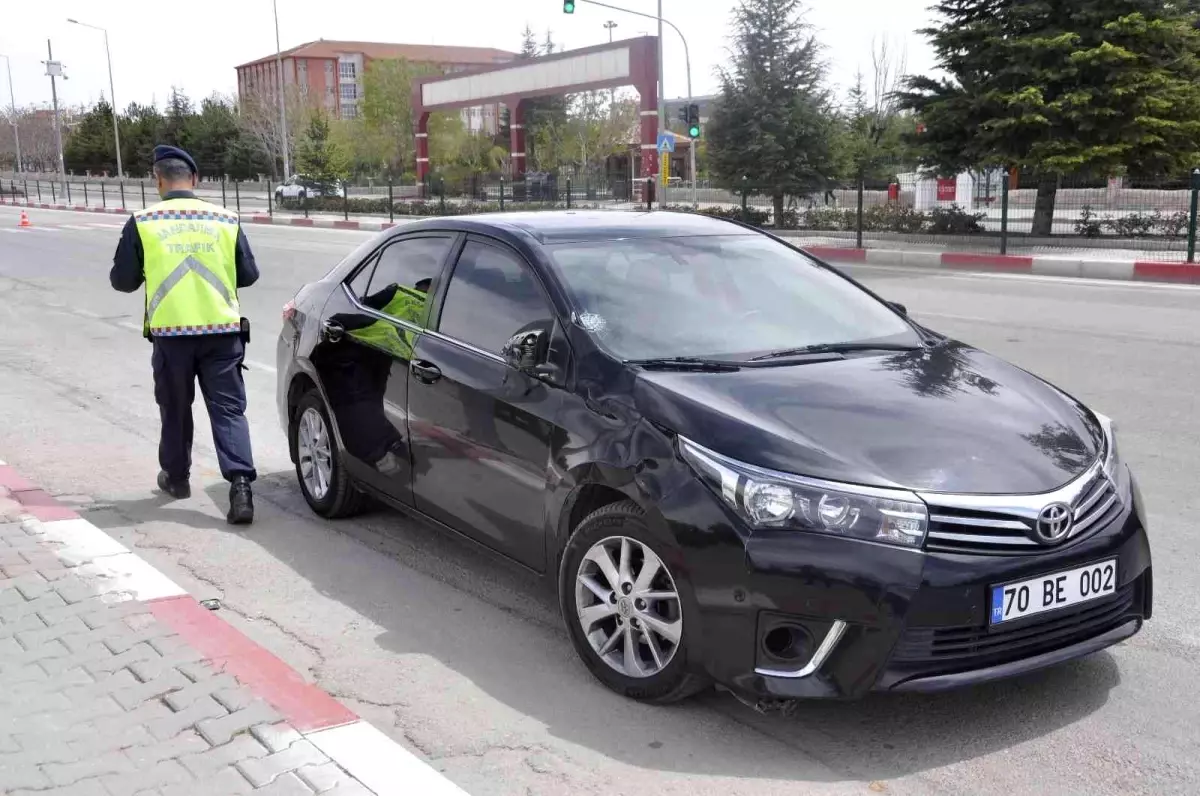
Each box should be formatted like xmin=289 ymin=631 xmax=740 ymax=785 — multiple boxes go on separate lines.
xmin=0 ymin=465 xmax=468 ymax=796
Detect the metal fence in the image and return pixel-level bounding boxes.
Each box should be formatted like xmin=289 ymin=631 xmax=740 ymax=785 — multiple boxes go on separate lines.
xmin=4 ymin=170 xmax=1197 ymax=263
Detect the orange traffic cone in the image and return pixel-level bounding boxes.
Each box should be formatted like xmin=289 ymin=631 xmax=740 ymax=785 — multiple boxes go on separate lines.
xmin=18 ymin=210 xmax=31 ymax=228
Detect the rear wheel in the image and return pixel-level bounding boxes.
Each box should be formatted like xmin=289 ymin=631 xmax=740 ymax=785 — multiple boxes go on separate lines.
xmin=291 ymin=390 xmax=366 ymax=518
xmin=559 ymin=500 xmax=710 ymax=703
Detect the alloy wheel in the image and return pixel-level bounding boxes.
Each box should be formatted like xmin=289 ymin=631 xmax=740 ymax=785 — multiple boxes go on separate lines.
xmin=297 ymin=406 xmax=333 ymax=500
xmin=575 ymin=535 xmax=683 ymax=678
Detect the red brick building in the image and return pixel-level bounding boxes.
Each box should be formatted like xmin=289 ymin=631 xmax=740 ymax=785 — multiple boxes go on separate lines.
xmin=235 ymin=40 xmax=516 ymax=131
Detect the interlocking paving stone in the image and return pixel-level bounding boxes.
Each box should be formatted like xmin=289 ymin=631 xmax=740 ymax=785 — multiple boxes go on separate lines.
xmin=0 ymin=520 xmax=371 ymax=795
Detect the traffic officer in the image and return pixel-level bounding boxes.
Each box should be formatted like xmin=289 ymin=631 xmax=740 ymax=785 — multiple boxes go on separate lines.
xmin=110 ymin=145 xmax=259 ymax=524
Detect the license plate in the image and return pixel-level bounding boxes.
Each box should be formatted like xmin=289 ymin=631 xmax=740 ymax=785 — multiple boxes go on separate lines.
xmin=990 ymin=559 xmax=1117 ymax=625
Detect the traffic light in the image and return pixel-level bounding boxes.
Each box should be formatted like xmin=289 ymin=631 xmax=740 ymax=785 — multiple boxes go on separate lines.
xmin=686 ymin=103 xmax=700 ymax=138
xmin=563 ymin=0 xmax=575 ymax=12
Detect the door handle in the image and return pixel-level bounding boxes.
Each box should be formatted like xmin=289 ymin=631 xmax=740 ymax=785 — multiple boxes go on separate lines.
xmin=320 ymin=319 xmax=344 ymax=343
xmin=410 ymin=360 xmax=442 ymax=383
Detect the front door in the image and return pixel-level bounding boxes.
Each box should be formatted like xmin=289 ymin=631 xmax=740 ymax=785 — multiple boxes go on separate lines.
xmin=407 ymin=237 xmax=564 ymax=571
xmin=313 ymin=233 xmax=457 ymax=504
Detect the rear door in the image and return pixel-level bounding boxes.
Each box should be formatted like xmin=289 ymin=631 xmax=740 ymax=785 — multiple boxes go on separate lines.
xmin=312 ymin=232 xmax=458 ymax=504
xmin=407 ymin=236 xmax=567 ymax=571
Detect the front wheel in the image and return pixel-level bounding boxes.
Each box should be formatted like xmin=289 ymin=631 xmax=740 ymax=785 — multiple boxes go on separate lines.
xmin=559 ymin=500 xmax=710 ymax=703
xmin=291 ymin=390 xmax=366 ymax=518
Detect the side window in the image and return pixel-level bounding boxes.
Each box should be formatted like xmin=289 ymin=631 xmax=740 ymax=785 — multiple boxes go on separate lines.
xmin=359 ymin=236 xmax=453 ymax=328
xmin=346 ymin=253 xmax=378 ymax=299
xmin=438 ymin=241 xmax=553 ymax=355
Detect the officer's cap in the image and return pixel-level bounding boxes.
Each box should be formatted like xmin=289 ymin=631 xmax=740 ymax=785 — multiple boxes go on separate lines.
xmin=152 ymin=144 xmax=198 ymax=176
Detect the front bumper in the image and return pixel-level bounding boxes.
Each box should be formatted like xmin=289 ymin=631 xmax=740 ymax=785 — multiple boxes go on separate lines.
xmin=662 ymin=474 xmax=1152 ymax=701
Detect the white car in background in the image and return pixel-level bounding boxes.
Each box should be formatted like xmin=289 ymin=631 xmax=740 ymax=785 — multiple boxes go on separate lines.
xmin=275 ymin=175 xmax=347 ymax=202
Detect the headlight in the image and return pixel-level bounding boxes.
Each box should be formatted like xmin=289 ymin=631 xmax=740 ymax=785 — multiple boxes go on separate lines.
xmin=678 ymin=437 xmax=928 ymax=548
xmin=1094 ymin=412 xmax=1129 ymax=493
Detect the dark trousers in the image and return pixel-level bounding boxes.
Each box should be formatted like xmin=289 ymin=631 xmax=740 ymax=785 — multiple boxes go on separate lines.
xmin=151 ymin=334 xmax=256 ymax=483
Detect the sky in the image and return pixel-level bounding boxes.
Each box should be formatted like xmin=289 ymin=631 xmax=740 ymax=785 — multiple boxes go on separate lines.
xmin=1 ymin=0 xmax=940 ymax=113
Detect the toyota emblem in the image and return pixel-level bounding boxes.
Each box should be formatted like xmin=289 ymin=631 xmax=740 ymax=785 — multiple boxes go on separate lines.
xmin=1034 ymin=502 xmax=1073 ymax=544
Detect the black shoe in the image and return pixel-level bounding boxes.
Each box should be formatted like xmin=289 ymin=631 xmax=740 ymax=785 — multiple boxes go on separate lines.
xmin=157 ymin=471 xmax=191 ymax=500
xmin=227 ymin=476 xmax=254 ymax=525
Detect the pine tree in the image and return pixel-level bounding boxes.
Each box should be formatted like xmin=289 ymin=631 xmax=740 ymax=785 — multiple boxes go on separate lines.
xmin=706 ymin=0 xmax=838 ymax=220
xmin=63 ymin=99 xmax=117 ymax=175
xmin=898 ymin=0 xmax=1200 ymax=234
xmin=296 ymin=109 xmax=350 ymax=187
xmin=161 ymin=88 xmax=194 ymax=149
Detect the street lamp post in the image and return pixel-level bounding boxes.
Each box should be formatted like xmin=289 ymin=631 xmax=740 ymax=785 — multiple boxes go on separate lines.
xmin=604 ymin=20 xmax=618 ymax=42
xmin=273 ymin=0 xmax=290 ymax=179
xmin=67 ymin=19 xmax=122 ymax=179
xmin=0 ymin=54 xmax=21 ymax=173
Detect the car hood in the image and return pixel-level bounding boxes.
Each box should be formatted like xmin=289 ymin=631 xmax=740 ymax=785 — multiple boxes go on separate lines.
xmin=633 ymin=343 xmax=1103 ymax=494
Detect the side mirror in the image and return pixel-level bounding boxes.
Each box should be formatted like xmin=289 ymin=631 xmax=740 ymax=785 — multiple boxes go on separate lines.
xmin=502 ymin=325 xmax=550 ymax=373
xmin=888 ymin=301 xmax=908 ymax=316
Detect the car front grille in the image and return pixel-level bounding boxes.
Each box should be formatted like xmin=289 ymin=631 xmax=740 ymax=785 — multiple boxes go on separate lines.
xmin=891 ymin=582 xmax=1137 ymax=670
xmin=923 ymin=469 xmax=1123 ymax=555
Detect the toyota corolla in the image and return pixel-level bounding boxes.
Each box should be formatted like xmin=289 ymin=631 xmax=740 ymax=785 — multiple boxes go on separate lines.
xmin=276 ymin=211 xmax=1152 ymax=705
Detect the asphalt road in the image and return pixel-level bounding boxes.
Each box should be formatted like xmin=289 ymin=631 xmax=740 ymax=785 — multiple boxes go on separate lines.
xmin=0 ymin=204 xmax=1196 ymax=796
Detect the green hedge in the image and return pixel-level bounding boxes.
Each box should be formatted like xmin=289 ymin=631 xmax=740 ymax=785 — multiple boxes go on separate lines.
xmin=276 ymin=196 xmax=608 ymax=216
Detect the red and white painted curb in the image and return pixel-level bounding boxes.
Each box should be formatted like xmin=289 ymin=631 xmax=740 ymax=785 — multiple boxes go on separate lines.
xmin=803 ymin=245 xmax=1200 ymax=284
xmin=0 ymin=457 xmax=468 ymax=796
xmin=5 ymin=197 xmax=1197 ymax=283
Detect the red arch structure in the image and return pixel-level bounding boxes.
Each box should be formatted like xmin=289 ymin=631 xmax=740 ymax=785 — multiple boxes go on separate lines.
xmin=412 ymin=36 xmax=660 ymax=184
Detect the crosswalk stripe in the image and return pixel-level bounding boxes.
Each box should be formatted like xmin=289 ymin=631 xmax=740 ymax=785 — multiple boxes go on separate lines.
xmin=87 ymin=223 xmax=124 ymax=229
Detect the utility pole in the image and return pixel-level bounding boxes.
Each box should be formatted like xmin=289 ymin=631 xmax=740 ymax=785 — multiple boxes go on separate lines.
xmin=656 ymin=0 xmax=664 ymax=136
xmin=67 ymin=20 xmax=123 ymax=178
xmin=273 ymin=0 xmax=290 ymax=178
xmin=0 ymin=54 xmax=20 ymax=173
xmin=44 ymin=41 xmax=67 ymax=198
xmin=604 ymin=20 xmax=618 ymax=42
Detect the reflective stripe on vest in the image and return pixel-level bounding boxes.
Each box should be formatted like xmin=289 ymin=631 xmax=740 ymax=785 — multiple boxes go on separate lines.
xmin=134 ymin=198 xmax=241 ymax=336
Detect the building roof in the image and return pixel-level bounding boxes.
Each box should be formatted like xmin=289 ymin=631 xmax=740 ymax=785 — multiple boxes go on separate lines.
xmin=235 ymin=40 xmax=517 ymax=70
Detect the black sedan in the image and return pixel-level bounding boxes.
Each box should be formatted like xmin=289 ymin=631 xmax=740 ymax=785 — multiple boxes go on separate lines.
xmin=276 ymin=211 xmax=1152 ymax=706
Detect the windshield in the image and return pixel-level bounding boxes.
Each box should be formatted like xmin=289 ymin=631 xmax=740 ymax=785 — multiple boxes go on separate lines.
xmin=545 ymin=234 xmax=920 ymax=360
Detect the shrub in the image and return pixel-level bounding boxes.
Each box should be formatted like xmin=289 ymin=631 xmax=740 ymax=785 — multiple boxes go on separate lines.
xmin=1104 ymin=212 xmax=1156 ymax=238
xmin=801 ymin=207 xmax=846 ymax=230
xmin=1155 ymin=210 xmax=1188 ymax=238
xmin=862 ymin=204 xmax=929 ymax=234
xmin=1074 ymin=205 xmax=1104 ymax=238
xmin=696 ymin=205 xmax=771 ymax=226
xmin=927 ymin=204 xmax=986 ymax=235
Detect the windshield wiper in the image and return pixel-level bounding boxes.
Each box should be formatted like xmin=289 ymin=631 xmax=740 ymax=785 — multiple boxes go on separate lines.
xmin=749 ymin=342 xmax=922 ymax=362
xmin=628 ymin=357 xmax=742 ymax=372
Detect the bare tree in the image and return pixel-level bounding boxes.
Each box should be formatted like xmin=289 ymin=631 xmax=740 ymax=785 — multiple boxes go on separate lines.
xmin=237 ymin=85 xmax=312 ymax=178
xmin=0 ymin=107 xmax=72 ymax=173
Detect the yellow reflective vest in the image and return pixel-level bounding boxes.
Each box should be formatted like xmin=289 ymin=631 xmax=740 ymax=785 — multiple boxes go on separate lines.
xmin=349 ymin=285 xmax=427 ymax=359
xmin=134 ymin=197 xmax=241 ymax=336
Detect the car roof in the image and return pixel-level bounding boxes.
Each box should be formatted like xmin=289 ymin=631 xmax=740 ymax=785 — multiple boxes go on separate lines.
xmin=403 ymin=210 xmax=759 ymax=245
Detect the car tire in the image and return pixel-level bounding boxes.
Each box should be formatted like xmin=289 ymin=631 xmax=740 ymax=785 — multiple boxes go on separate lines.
xmin=291 ymin=390 xmax=366 ymax=519
xmin=559 ymin=500 xmax=710 ymax=703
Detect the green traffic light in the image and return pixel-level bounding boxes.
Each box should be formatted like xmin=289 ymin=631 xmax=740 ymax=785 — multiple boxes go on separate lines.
xmin=689 ymin=124 xmax=700 ymax=138
xmin=564 ymin=0 xmax=575 ymax=12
